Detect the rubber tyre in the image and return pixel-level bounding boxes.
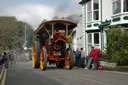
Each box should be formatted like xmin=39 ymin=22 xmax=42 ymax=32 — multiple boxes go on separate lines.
xmin=40 ymin=48 xmax=47 ymax=70
xmin=32 ymin=41 xmax=40 ymax=68
xmin=65 ymin=48 xmax=74 ymax=70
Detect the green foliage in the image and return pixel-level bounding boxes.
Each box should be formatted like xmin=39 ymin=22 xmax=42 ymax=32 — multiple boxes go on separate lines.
xmin=0 ymin=16 xmax=33 ymax=50
xmin=66 ymin=35 xmax=72 ymax=43
xmin=0 ymin=16 xmax=19 ymax=50
xmin=26 ymin=25 xmax=33 ymax=48
xmin=103 ymin=25 xmax=128 ymax=65
xmin=16 ymin=21 xmax=34 ymax=48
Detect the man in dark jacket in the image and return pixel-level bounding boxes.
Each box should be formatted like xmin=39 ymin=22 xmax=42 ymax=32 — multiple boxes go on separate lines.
xmin=75 ymin=48 xmax=81 ymax=67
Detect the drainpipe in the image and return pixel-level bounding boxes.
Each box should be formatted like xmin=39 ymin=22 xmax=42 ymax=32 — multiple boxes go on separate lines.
xmin=83 ymin=4 xmax=87 ymax=56
xmin=79 ymin=0 xmax=87 ymax=56
xmin=100 ymin=0 xmax=104 ymax=52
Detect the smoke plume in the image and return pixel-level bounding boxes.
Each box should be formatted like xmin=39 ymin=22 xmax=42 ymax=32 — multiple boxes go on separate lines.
xmin=53 ymin=2 xmax=81 ymax=22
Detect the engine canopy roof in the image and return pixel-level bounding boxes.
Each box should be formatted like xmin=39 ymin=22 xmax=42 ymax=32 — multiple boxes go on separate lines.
xmin=34 ymin=19 xmax=77 ymax=36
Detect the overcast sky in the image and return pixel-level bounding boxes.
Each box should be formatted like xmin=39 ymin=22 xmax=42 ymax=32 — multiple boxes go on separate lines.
xmin=0 ymin=0 xmax=81 ymax=29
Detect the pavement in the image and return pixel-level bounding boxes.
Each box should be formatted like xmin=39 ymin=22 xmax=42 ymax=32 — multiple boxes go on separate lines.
xmin=2 ymin=61 xmax=128 ymax=85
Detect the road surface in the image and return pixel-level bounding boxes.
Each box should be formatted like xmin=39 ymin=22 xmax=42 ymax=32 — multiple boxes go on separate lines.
xmin=1 ymin=61 xmax=128 ymax=85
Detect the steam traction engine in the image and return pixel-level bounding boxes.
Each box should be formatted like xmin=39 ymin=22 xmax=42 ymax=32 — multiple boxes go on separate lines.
xmin=32 ymin=20 xmax=77 ymax=70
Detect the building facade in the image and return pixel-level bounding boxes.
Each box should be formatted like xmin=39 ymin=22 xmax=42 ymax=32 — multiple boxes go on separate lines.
xmin=72 ymin=19 xmax=85 ymax=51
xmin=79 ymin=0 xmax=128 ymax=55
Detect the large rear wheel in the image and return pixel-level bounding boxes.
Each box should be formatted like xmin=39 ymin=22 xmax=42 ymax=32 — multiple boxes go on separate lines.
xmin=65 ymin=48 xmax=74 ymax=70
xmin=40 ymin=47 xmax=47 ymax=70
xmin=32 ymin=41 xmax=40 ymax=68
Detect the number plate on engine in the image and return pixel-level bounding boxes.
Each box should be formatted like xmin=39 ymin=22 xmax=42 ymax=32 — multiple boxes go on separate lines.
xmin=54 ymin=52 xmax=61 ymax=55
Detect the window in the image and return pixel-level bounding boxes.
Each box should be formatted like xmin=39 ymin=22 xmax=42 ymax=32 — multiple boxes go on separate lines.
xmin=87 ymin=1 xmax=91 ymax=11
xmin=94 ymin=33 xmax=99 ymax=44
xmin=94 ymin=0 xmax=99 ymax=10
xmin=87 ymin=12 xmax=92 ymax=22
xmin=87 ymin=1 xmax=92 ymax=22
xmin=94 ymin=11 xmax=99 ymax=20
xmin=113 ymin=0 xmax=121 ymax=14
xmin=88 ymin=34 xmax=92 ymax=43
xmin=124 ymin=0 xmax=128 ymax=12
xmin=88 ymin=33 xmax=92 ymax=54
xmin=93 ymin=0 xmax=99 ymax=20
xmin=88 ymin=45 xmax=92 ymax=54
xmin=87 ymin=33 xmax=100 ymax=54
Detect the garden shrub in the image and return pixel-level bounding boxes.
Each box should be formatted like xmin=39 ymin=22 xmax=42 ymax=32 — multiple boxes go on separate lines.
xmin=103 ymin=25 xmax=128 ymax=66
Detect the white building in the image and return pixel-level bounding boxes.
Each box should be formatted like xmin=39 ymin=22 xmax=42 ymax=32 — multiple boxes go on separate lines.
xmin=79 ymin=0 xmax=128 ymax=55
xmin=72 ymin=28 xmax=77 ymax=51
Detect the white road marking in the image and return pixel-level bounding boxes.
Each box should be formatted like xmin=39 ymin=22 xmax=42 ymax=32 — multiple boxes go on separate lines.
xmin=102 ymin=70 xmax=128 ymax=75
xmin=0 ymin=69 xmax=7 ymax=85
xmin=0 ymin=66 xmax=4 ymax=80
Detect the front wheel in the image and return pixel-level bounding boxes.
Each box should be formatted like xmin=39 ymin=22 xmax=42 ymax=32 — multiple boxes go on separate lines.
xmin=65 ymin=48 xmax=74 ymax=70
xmin=40 ymin=47 xmax=47 ymax=70
xmin=32 ymin=41 xmax=40 ymax=68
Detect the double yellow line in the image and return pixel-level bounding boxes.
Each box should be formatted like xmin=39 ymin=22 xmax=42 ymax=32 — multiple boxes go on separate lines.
xmin=0 ymin=66 xmax=7 ymax=85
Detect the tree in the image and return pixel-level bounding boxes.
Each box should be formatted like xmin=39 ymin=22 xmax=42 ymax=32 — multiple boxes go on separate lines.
xmin=104 ymin=25 xmax=128 ymax=65
xmin=0 ymin=16 xmax=19 ymax=50
xmin=26 ymin=25 xmax=33 ymax=48
xmin=0 ymin=16 xmax=34 ymax=50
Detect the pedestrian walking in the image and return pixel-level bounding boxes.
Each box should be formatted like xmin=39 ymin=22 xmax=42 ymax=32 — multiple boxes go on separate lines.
xmin=75 ymin=48 xmax=81 ymax=67
xmin=9 ymin=53 xmax=15 ymax=67
xmin=2 ymin=52 xmax=9 ymax=68
xmin=85 ymin=46 xmax=94 ymax=69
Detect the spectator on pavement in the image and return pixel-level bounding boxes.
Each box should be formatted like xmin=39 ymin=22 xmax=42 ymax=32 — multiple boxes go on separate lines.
xmin=80 ymin=48 xmax=85 ymax=68
xmin=85 ymin=46 xmax=94 ymax=69
xmin=92 ymin=47 xmax=100 ymax=70
xmin=75 ymin=48 xmax=81 ymax=67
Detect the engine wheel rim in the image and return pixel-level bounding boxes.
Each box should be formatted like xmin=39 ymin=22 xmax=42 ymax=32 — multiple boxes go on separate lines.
xmin=40 ymin=49 xmax=44 ymax=70
xmin=65 ymin=60 xmax=70 ymax=69
xmin=32 ymin=43 xmax=36 ymax=67
xmin=65 ymin=51 xmax=71 ymax=69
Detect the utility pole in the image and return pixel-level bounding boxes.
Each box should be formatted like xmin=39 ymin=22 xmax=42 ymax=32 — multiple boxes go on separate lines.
xmin=25 ymin=24 xmax=26 ymax=46
xmin=24 ymin=24 xmax=27 ymax=50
